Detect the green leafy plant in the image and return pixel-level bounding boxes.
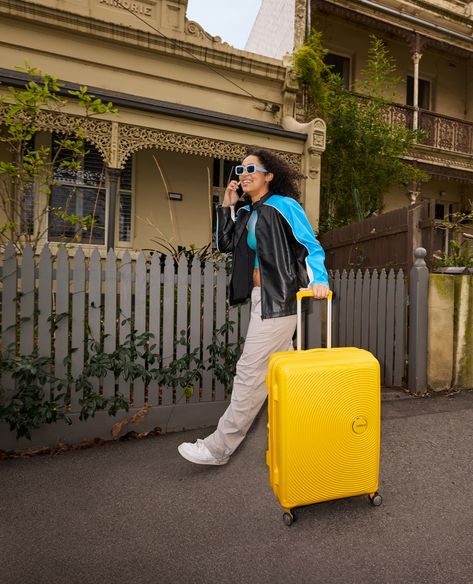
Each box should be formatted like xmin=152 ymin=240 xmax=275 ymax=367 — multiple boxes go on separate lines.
xmin=0 ymin=62 xmax=118 ymax=252
xmin=207 ymin=321 xmax=245 ymax=393
xmin=155 ymin=331 xmax=204 ymax=400
xmin=0 ymin=318 xmax=245 ymax=439
xmin=432 ymin=240 xmax=473 ymax=268
xmin=0 ymin=350 xmax=71 ymax=439
xmin=294 ymin=33 xmax=429 ymax=232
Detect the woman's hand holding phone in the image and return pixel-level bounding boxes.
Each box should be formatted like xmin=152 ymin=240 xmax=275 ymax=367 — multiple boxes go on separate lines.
xmin=222 ymin=180 xmax=241 ymax=207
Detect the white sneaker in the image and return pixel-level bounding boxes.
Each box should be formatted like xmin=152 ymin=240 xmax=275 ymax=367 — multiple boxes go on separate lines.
xmin=178 ymin=439 xmax=229 ymax=466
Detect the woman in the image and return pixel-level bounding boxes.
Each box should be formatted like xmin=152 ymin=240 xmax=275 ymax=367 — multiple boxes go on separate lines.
xmin=178 ymin=147 xmax=330 ymax=465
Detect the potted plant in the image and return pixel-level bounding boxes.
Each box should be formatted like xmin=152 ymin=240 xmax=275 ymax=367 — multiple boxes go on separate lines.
xmin=432 ymin=238 xmax=473 ymax=274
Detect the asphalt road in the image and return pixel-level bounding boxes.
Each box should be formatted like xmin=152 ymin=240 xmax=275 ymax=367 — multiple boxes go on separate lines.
xmin=1 ymin=390 xmax=473 ymax=584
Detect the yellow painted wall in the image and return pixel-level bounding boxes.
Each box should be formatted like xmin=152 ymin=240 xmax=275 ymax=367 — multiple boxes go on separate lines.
xmin=0 ymin=15 xmax=283 ymax=125
xmin=131 ymin=149 xmax=214 ymax=251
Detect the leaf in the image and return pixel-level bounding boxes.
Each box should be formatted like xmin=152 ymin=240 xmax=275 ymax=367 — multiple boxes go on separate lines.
xmin=111 ymin=418 xmax=129 ymax=438
xmin=130 ymin=403 xmax=151 ymax=424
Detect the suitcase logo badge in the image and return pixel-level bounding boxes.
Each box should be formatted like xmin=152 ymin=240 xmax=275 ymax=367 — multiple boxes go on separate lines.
xmin=352 ymin=416 xmax=369 ymax=434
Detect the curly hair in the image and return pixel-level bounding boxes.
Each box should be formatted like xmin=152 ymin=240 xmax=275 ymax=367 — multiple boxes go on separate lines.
xmin=245 ymin=147 xmax=304 ymax=201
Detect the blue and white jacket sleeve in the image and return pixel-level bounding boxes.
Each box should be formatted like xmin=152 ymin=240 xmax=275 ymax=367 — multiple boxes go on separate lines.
xmin=277 ymin=198 xmax=329 ymax=287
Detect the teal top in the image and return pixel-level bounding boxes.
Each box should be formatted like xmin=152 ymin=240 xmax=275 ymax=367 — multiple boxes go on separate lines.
xmin=246 ymin=210 xmax=259 ymax=268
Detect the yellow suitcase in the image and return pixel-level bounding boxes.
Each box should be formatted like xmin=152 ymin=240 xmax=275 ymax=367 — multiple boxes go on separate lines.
xmin=266 ymin=291 xmax=382 ymax=526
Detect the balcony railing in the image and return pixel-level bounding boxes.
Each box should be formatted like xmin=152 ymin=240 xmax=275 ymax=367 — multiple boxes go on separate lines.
xmin=385 ymin=104 xmax=473 ymax=155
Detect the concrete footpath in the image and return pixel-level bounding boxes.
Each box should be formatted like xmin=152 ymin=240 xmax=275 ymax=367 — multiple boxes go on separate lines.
xmin=1 ymin=390 xmax=473 ymax=584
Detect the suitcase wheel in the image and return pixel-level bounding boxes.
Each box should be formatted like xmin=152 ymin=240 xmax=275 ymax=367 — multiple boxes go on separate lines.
xmin=283 ymin=511 xmax=296 ymax=526
xmin=369 ymin=492 xmax=383 ymax=507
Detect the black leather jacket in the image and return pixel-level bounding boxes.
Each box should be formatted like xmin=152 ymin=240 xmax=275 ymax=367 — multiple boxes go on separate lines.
xmin=216 ymin=192 xmax=329 ymax=319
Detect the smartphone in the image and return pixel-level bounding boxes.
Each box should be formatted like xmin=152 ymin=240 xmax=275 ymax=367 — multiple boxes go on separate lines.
xmin=229 ymin=169 xmax=244 ymax=198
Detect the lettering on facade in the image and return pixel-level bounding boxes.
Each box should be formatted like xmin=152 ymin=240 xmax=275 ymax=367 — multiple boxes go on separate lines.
xmin=98 ymin=0 xmax=152 ymax=17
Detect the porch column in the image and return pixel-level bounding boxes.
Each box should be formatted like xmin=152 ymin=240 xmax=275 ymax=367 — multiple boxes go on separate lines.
xmin=106 ymin=167 xmax=121 ymax=251
xmin=410 ymin=34 xmax=424 ymax=131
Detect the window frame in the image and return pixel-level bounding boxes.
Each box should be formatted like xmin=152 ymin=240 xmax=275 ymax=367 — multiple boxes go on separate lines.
xmin=47 ymin=134 xmax=107 ymax=246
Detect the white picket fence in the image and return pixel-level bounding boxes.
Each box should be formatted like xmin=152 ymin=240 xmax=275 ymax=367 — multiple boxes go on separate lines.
xmin=0 ymin=242 xmax=409 ymax=449
xmin=0 ymin=243 xmax=251 ymax=448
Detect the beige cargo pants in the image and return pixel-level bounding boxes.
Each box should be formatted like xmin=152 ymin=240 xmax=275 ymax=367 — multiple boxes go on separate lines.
xmin=204 ymin=287 xmax=297 ymax=461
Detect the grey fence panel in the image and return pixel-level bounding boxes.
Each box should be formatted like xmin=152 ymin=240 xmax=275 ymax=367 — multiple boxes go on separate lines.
xmin=368 ymin=270 xmax=379 ymax=356
xmin=162 ymin=255 xmax=175 ymax=405
xmin=361 ymin=270 xmax=370 ymax=350
xmin=55 ymin=246 xmax=69 ymax=394
xmin=201 ymin=260 xmax=214 ymax=402
xmin=189 ymin=257 xmax=201 ymax=403
xmin=134 ymin=252 xmax=147 ymax=408
xmin=394 ymin=270 xmax=406 ymax=387
xmin=103 ymin=249 xmax=117 ymax=398
xmin=20 ymin=245 xmax=35 ymax=356
xmin=148 ymin=254 xmax=161 ymax=405
xmin=338 ymin=270 xmax=348 ymax=346
xmin=228 ymin=305 xmax=238 ymax=345
xmin=331 ymin=271 xmax=340 ymax=348
xmin=175 ymin=255 xmax=188 ymax=405
xmin=306 ymin=298 xmax=322 ymax=349
xmin=346 ymin=270 xmax=355 ymax=346
xmin=88 ymin=249 xmax=101 ymax=393
xmin=384 ymin=270 xmax=396 ymax=387
xmin=377 ymin=270 xmax=387 ymax=385
xmin=215 ymin=262 xmax=227 ymax=400
xmin=353 ymin=269 xmax=363 ymax=347
xmin=71 ymin=248 xmax=85 ymax=412
xmin=88 ymin=250 xmax=101 ymax=342
xmin=38 ymin=246 xmax=52 ymax=360
xmin=240 ymin=301 xmax=250 ymax=340
xmin=119 ymin=251 xmax=132 ymax=399
xmin=1 ymin=243 xmax=17 ymax=393
xmin=176 ymin=256 xmax=188 ymax=358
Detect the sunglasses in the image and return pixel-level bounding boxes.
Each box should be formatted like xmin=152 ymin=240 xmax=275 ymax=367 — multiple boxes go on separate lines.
xmin=235 ymin=164 xmax=269 ymax=176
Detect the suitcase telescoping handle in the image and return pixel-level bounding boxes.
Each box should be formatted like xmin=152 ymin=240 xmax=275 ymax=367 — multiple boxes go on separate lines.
xmin=296 ymin=289 xmax=333 ymax=351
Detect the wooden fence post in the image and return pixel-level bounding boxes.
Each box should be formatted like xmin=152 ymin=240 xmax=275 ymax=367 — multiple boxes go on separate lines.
xmin=408 ymin=247 xmax=429 ymax=394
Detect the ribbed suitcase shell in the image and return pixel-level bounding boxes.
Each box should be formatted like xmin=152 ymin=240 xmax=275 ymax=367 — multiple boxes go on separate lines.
xmin=266 ymin=347 xmax=380 ymax=513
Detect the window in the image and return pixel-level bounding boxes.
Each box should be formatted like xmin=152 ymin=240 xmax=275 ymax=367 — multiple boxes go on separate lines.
xmin=48 ymin=135 xmax=106 ymax=244
xmin=406 ymin=76 xmax=431 ymax=110
xmin=324 ymin=53 xmax=350 ymax=89
xmin=119 ymin=156 xmax=133 ymax=243
xmin=435 ymin=201 xmax=458 ymax=254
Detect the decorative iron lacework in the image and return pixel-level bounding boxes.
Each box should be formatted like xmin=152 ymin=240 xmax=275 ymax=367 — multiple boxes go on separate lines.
xmin=0 ymin=107 xmax=302 ymax=170
xmin=116 ymin=124 xmax=302 ymax=169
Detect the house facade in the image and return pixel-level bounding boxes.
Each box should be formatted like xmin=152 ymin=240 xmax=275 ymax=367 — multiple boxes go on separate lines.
xmin=0 ymin=0 xmax=325 ymax=254
xmin=249 ymin=0 xmax=473 ymax=222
